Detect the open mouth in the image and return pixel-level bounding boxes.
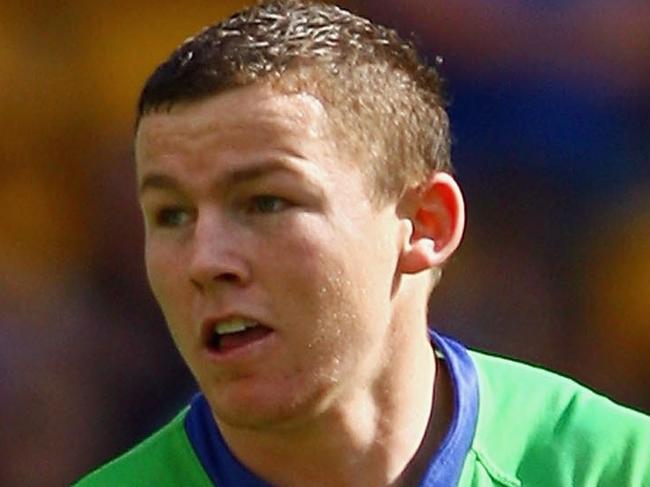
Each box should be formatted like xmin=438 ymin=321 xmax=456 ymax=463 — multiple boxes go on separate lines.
xmin=207 ymin=318 xmax=273 ymax=354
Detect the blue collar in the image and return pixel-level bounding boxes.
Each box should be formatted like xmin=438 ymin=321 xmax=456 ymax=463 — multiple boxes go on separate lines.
xmin=184 ymin=330 xmax=479 ymax=486
xmin=421 ymin=330 xmax=480 ymax=486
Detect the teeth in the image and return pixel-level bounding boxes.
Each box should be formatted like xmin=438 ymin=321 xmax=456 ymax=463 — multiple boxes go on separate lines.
xmin=214 ymin=319 xmax=257 ymax=336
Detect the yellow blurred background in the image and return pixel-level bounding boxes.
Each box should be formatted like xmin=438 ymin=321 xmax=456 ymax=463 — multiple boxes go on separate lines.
xmin=0 ymin=1 xmax=648 ymax=485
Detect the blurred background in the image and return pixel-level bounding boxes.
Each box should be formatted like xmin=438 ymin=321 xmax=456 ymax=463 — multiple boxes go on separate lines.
xmin=0 ymin=0 xmax=648 ymax=484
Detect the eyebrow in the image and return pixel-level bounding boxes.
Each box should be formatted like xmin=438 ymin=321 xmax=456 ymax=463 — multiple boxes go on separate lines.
xmin=138 ymin=160 xmax=316 ymax=197
xmin=138 ymin=173 xmax=179 ymax=195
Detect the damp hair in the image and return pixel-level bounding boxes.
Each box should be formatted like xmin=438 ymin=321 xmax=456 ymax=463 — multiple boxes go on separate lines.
xmin=137 ymin=0 xmax=451 ymax=203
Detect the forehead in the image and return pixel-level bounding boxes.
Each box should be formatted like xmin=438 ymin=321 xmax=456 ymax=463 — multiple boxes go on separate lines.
xmin=133 ymin=82 xmax=378 ymax=203
xmin=135 ymin=83 xmax=331 ymax=163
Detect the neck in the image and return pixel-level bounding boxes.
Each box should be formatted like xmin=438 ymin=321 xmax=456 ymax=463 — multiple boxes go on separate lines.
xmin=217 ymin=306 xmax=447 ymax=487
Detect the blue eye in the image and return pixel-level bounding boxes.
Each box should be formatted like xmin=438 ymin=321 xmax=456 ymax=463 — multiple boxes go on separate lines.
xmin=156 ymin=207 xmax=191 ymax=227
xmin=250 ymin=195 xmax=289 ymax=214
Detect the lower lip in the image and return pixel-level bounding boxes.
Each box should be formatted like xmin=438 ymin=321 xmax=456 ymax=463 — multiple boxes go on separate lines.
xmin=205 ymin=326 xmax=275 ymax=362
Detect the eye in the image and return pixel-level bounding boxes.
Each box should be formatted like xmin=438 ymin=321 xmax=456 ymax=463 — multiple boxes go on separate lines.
xmin=155 ymin=206 xmax=192 ymax=227
xmin=248 ymin=195 xmax=290 ymax=214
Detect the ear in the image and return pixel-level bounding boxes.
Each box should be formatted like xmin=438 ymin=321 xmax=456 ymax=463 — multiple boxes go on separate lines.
xmin=398 ymin=172 xmax=465 ymax=274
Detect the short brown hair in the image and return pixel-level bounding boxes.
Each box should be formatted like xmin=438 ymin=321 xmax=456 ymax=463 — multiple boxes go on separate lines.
xmin=137 ymin=0 xmax=451 ymax=202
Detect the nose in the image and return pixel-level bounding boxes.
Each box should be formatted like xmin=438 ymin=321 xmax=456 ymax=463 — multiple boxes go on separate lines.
xmin=188 ymin=210 xmax=250 ymax=291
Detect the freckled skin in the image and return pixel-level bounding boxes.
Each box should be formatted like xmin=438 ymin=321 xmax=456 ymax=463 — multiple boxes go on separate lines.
xmin=136 ymin=83 xmax=407 ymax=431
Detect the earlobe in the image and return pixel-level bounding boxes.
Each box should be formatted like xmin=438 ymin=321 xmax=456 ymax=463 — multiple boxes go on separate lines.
xmin=398 ymin=172 xmax=465 ymax=274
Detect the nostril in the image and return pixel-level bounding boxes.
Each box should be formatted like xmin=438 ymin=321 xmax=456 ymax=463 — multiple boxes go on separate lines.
xmin=190 ymin=271 xmax=242 ymax=291
xmin=190 ymin=271 xmax=242 ymax=290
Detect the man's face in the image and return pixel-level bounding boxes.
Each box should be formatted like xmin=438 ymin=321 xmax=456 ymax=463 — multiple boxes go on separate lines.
xmin=136 ymin=83 xmax=408 ymax=430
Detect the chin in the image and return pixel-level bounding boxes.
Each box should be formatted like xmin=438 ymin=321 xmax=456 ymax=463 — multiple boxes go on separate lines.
xmin=203 ymin=376 xmax=336 ymax=432
xmin=208 ymin=395 xmax=312 ymax=431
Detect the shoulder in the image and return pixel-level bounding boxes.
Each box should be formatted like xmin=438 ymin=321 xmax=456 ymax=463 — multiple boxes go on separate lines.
xmin=73 ymin=407 xmax=212 ymax=487
xmin=465 ymin=351 xmax=650 ymax=486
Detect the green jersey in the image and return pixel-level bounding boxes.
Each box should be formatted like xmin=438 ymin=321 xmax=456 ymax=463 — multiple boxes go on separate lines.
xmin=460 ymin=350 xmax=650 ymax=486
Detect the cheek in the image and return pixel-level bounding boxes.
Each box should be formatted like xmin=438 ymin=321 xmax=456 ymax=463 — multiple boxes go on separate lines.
xmin=145 ymin=245 xmax=200 ymax=366
xmin=144 ymin=244 xmax=167 ymax=301
xmin=268 ymin=228 xmax=372 ymax=348
xmin=144 ymin=242 xmax=189 ymax=323
xmin=273 ymin=216 xmax=392 ymax=311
